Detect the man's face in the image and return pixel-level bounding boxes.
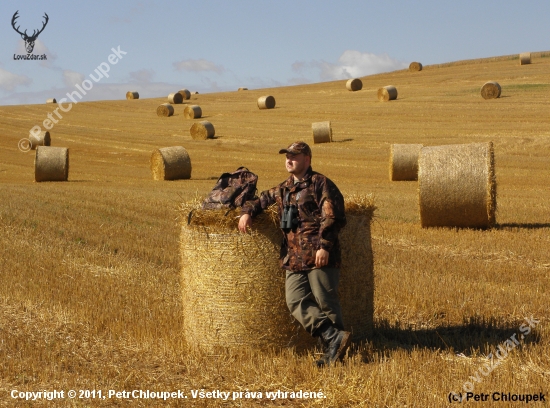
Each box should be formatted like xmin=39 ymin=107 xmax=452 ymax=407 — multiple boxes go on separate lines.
xmin=285 ymin=153 xmax=310 ymax=175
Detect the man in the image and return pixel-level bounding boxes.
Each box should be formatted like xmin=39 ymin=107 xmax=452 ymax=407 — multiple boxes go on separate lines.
xmin=238 ymin=141 xmax=350 ymax=367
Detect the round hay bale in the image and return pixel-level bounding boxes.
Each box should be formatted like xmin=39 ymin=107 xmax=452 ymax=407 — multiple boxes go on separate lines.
xmin=179 ymin=195 xmax=376 ymax=350
xmin=156 ymin=103 xmax=174 ymax=117
xmin=46 ymin=98 xmax=56 ymax=104
xmin=34 ymin=146 xmax=69 ymax=182
xmin=183 ymin=105 xmax=202 ymax=119
xmin=480 ymin=82 xmax=501 ymax=99
xmin=389 ymin=143 xmax=423 ymax=181
xmin=126 ymin=91 xmax=139 ymax=100
xmin=519 ymin=52 xmax=531 ymax=65
xmin=190 ymin=121 xmax=215 ymax=140
xmin=257 ymin=95 xmax=276 ymax=109
xmin=192 ymin=91 xmax=199 ymax=95
xmin=418 ymin=142 xmax=496 ymax=228
xmin=378 ymin=85 xmax=398 ymax=101
xmin=409 ymin=62 xmax=423 ymax=72
xmin=29 ymin=131 xmax=51 ymax=150
xmin=150 ymin=146 xmax=191 ymax=180
xmin=178 ymin=89 xmax=191 ymax=100
xmin=346 ymin=78 xmax=362 ymax=91
xmin=168 ymin=92 xmax=183 ymax=104
xmin=238 ymin=87 xmax=248 ymax=91
xmin=312 ymin=121 xmax=332 ymax=144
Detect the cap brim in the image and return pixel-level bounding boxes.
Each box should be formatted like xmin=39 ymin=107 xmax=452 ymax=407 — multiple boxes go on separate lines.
xmin=279 ymin=149 xmax=298 ymax=155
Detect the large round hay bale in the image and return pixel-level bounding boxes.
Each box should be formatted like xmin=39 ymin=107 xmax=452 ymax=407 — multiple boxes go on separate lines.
xmin=183 ymin=105 xmax=202 ymax=119
xmin=190 ymin=121 xmax=215 ymax=140
xmin=480 ymin=82 xmax=501 ymax=99
xmin=179 ymin=195 xmax=376 ymax=351
xmin=418 ymin=142 xmax=496 ymax=228
xmin=378 ymin=85 xmax=398 ymax=101
xmin=178 ymin=89 xmax=191 ymax=100
xmin=46 ymin=98 xmax=56 ymax=104
xmin=168 ymin=92 xmax=183 ymax=104
xmin=389 ymin=143 xmax=423 ymax=181
xmin=34 ymin=146 xmax=69 ymax=182
xmin=519 ymin=52 xmax=531 ymax=65
xmin=312 ymin=121 xmax=332 ymax=144
xmin=238 ymin=87 xmax=248 ymax=91
xmin=150 ymin=146 xmax=191 ymax=180
xmin=29 ymin=131 xmax=51 ymax=150
xmin=156 ymin=103 xmax=174 ymax=117
xmin=257 ymin=95 xmax=276 ymax=109
xmin=126 ymin=91 xmax=139 ymax=100
xmin=409 ymin=62 xmax=423 ymax=72
xmin=346 ymin=78 xmax=362 ymax=91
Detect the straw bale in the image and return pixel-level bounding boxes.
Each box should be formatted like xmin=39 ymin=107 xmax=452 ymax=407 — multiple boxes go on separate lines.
xmin=156 ymin=103 xmax=174 ymax=117
xmin=168 ymin=92 xmax=183 ymax=104
xmin=480 ymin=82 xmax=501 ymax=99
xmin=29 ymin=131 xmax=51 ymax=150
xmin=192 ymin=91 xmax=199 ymax=94
xmin=178 ymin=89 xmax=191 ymax=100
xmin=238 ymin=87 xmax=248 ymax=91
xmin=312 ymin=121 xmax=332 ymax=144
xmin=409 ymin=62 xmax=423 ymax=72
xmin=126 ymin=91 xmax=139 ymax=100
xmin=519 ymin=52 xmax=531 ymax=65
xmin=150 ymin=146 xmax=191 ymax=180
xmin=34 ymin=146 xmax=69 ymax=182
xmin=179 ymin=194 xmax=375 ymax=351
xmin=389 ymin=143 xmax=423 ymax=181
xmin=346 ymin=78 xmax=362 ymax=91
xmin=190 ymin=121 xmax=215 ymax=140
xmin=257 ymin=95 xmax=276 ymax=109
xmin=46 ymin=98 xmax=56 ymax=104
xmin=378 ymin=85 xmax=398 ymax=101
xmin=418 ymin=142 xmax=496 ymax=228
xmin=183 ymin=105 xmax=202 ymax=119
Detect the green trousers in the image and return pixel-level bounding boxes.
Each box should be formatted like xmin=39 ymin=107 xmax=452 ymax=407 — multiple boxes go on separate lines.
xmin=285 ymin=267 xmax=344 ymax=336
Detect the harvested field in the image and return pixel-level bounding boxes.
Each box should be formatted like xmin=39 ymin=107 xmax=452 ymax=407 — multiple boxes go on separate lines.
xmin=0 ymin=53 xmax=549 ymax=407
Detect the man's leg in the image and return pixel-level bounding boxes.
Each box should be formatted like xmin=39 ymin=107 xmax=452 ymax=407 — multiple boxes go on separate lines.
xmin=307 ymin=267 xmax=344 ymax=331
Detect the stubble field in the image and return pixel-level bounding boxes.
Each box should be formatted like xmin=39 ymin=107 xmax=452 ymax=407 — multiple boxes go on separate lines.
xmin=0 ymin=53 xmax=549 ymax=407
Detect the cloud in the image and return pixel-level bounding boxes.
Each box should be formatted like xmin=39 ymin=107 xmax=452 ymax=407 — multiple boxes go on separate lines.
xmin=0 ymin=66 xmax=32 ymax=92
xmin=173 ymin=59 xmax=225 ymax=74
xmin=293 ymin=50 xmax=408 ymax=81
xmin=63 ymin=70 xmax=85 ymax=87
xmin=129 ymin=69 xmax=155 ymax=83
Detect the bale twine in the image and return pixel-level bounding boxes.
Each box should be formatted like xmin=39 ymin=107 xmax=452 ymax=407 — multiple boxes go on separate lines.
xmin=150 ymin=146 xmax=191 ymax=180
xmin=126 ymin=91 xmax=139 ymax=100
xmin=519 ymin=52 xmax=531 ymax=65
xmin=378 ymin=85 xmax=398 ymax=101
xmin=312 ymin=121 xmax=332 ymax=144
xmin=409 ymin=62 xmax=423 ymax=72
xmin=34 ymin=146 xmax=69 ymax=182
xmin=168 ymin=92 xmax=183 ymax=104
xmin=46 ymin=98 xmax=56 ymax=104
xmin=156 ymin=103 xmax=174 ymax=117
xmin=190 ymin=121 xmax=215 ymax=140
xmin=29 ymin=131 xmax=51 ymax=150
xmin=389 ymin=143 xmax=423 ymax=181
xmin=346 ymin=78 xmax=362 ymax=91
xmin=178 ymin=89 xmax=191 ymax=100
xmin=179 ymin=194 xmax=376 ymax=351
xmin=183 ymin=105 xmax=202 ymax=119
xmin=418 ymin=142 xmax=496 ymax=228
xmin=480 ymin=82 xmax=501 ymax=99
xmin=257 ymin=95 xmax=276 ymax=109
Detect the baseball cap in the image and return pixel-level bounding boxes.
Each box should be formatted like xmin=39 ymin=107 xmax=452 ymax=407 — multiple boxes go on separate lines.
xmin=278 ymin=141 xmax=312 ymax=157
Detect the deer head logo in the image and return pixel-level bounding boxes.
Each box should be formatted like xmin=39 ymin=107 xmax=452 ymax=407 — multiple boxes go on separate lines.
xmin=11 ymin=11 xmax=49 ymax=54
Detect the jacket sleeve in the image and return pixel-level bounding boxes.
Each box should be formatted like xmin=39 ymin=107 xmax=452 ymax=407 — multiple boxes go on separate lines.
xmin=316 ymin=178 xmax=346 ymax=251
xmin=241 ymin=186 xmax=278 ymax=218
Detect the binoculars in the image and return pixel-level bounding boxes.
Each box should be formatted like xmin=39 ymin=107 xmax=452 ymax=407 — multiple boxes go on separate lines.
xmin=280 ymin=204 xmax=298 ymax=230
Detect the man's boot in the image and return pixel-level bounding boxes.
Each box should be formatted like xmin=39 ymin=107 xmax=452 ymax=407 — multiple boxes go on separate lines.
xmin=315 ymin=324 xmax=351 ymax=367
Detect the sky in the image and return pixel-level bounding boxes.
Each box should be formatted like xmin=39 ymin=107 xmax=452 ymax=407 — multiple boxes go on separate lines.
xmin=1 ymin=0 xmax=550 ymax=106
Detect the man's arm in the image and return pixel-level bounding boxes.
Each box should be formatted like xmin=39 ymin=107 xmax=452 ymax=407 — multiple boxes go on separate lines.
xmin=238 ymin=187 xmax=278 ymax=233
xmin=316 ymin=178 xmax=347 ymax=252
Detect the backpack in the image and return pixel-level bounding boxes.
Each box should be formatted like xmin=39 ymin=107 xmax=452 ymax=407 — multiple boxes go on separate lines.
xmin=201 ymin=167 xmax=258 ymax=210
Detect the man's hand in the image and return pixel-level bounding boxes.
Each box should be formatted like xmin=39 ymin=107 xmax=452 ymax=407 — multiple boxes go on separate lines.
xmin=238 ymin=214 xmax=252 ymax=233
xmin=315 ymin=248 xmax=329 ymax=268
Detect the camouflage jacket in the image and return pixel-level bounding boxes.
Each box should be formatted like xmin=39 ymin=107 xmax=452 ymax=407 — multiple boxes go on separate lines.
xmin=241 ymin=167 xmax=346 ymax=272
